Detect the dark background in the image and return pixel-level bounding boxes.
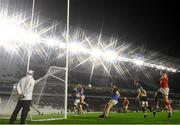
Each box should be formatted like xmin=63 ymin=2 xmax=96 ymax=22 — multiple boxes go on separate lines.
xmin=39 ymin=0 xmax=179 ymax=57
xmin=7 ymin=0 xmax=179 ymax=57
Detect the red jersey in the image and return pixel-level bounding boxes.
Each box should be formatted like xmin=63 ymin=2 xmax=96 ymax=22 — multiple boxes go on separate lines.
xmin=160 ymin=77 xmax=169 ymax=88
xmin=123 ymin=99 xmax=129 ymax=106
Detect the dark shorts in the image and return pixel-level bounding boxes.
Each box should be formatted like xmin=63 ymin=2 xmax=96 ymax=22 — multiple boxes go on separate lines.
xmin=140 ymin=96 xmax=148 ymax=101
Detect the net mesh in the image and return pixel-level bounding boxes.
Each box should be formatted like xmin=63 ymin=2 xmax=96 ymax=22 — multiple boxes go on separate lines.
xmin=0 ymin=66 xmax=67 ymax=121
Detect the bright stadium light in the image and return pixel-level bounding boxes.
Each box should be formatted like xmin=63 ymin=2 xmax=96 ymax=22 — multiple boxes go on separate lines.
xmin=59 ymin=42 xmax=67 ymax=48
xmin=22 ymin=32 xmax=40 ymax=45
xmin=0 ymin=10 xmax=179 ymax=73
xmin=0 ymin=20 xmax=21 ymax=42
xmin=118 ymin=56 xmax=130 ymax=62
xmin=1 ymin=42 xmax=19 ymax=53
xmin=103 ymin=50 xmax=118 ymax=61
xmin=167 ymin=68 xmax=177 ymax=73
xmin=172 ymin=69 xmax=177 ymax=73
xmin=45 ymin=39 xmax=66 ymax=48
xmin=68 ymin=42 xmax=87 ymax=53
xmin=46 ymin=39 xmax=59 ymax=46
xmin=133 ymin=59 xmax=144 ymax=66
xmin=90 ymin=49 xmax=102 ymax=59
xmin=0 ymin=16 xmax=40 ymax=45
xmin=156 ymin=65 xmax=166 ymax=70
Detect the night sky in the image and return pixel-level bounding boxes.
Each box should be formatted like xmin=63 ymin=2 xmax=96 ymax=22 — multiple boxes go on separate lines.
xmin=8 ymin=0 xmax=179 ymax=58
xmin=38 ymin=0 xmax=179 ymax=57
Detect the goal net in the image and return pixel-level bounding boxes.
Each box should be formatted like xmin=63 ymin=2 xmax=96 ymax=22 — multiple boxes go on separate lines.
xmin=0 ymin=66 xmax=67 ymax=121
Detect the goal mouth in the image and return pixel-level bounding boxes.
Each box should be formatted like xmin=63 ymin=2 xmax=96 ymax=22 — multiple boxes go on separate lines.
xmin=0 ymin=66 xmax=68 ymax=121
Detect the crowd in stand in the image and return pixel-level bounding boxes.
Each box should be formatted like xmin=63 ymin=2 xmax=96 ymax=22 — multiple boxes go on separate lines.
xmin=0 ymin=82 xmax=180 ymax=112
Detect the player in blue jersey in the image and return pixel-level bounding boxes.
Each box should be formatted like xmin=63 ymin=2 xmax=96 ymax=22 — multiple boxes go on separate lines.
xmin=74 ymin=84 xmax=89 ymax=115
xmin=99 ymin=84 xmax=120 ymax=118
xmin=73 ymin=87 xmax=80 ymax=116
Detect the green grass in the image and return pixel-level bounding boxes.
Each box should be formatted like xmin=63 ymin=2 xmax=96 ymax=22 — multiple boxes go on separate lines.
xmin=1 ymin=112 xmax=180 ymax=124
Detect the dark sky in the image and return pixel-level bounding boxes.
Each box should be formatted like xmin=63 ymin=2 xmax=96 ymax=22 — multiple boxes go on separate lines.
xmin=9 ymin=0 xmax=179 ymax=57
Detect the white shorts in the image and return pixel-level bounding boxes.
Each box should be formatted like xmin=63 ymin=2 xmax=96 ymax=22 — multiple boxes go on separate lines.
xmin=140 ymin=101 xmax=148 ymax=108
xmin=74 ymin=99 xmax=80 ymax=106
xmin=157 ymin=88 xmax=169 ymax=96
xmin=109 ymin=99 xmax=118 ymax=106
xmin=124 ymin=105 xmax=128 ymax=110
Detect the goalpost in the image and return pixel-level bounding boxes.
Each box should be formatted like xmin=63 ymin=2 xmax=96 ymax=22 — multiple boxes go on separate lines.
xmin=31 ymin=66 xmax=67 ymax=121
xmin=29 ymin=0 xmax=70 ymax=121
xmin=0 ymin=66 xmax=68 ymax=121
xmin=0 ymin=0 xmax=70 ymax=121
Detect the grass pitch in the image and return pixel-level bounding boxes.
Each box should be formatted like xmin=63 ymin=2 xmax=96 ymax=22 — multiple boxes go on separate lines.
xmin=0 ymin=112 xmax=180 ymax=124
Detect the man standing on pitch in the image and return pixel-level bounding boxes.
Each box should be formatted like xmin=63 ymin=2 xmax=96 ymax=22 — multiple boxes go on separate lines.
xmin=9 ymin=70 xmax=35 ymax=124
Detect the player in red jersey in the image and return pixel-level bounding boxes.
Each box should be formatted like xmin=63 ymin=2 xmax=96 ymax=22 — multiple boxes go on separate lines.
xmin=122 ymin=97 xmax=129 ymax=113
xmin=154 ymin=72 xmax=173 ymax=118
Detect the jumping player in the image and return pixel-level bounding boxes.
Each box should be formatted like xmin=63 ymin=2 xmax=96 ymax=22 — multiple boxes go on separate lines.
xmin=74 ymin=84 xmax=89 ymax=115
xmin=135 ymin=80 xmax=152 ymax=118
xmin=99 ymin=84 xmax=120 ymax=119
xmin=122 ymin=97 xmax=129 ymax=113
xmin=154 ymin=72 xmax=173 ymax=118
xmin=73 ymin=88 xmax=80 ymax=116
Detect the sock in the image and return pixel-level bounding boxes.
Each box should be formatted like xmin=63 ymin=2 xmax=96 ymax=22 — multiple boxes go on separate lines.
xmin=155 ymin=99 xmax=159 ymax=109
xmin=165 ymin=102 xmax=172 ymax=112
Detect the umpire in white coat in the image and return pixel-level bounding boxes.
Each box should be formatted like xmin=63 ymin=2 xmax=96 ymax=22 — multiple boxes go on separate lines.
xmin=9 ymin=70 xmax=35 ymax=124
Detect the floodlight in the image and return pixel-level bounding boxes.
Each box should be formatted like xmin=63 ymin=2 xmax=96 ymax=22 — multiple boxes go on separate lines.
xmin=149 ymin=64 xmax=155 ymax=68
xmin=167 ymin=68 xmax=177 ymax=73
xmin=68 ymin=42 xmax=87 ymax=53
xmin=133 ymin=59 xmax=144 ymax=66
xmin=0 ymin=21 xmax=20 ymax=41
xmin=118 ymin=56 xmax=129 ymax=62
xmin=22 ymin=32 xmax=40 ymax=45
xmin=156 ymin=65 xmax=166 ymax=70
xmin=59 ymin=42 xmax=66 ymax=48
xmin=171 ymin=69 xmax=177 ymax=73
xmin=46 ymin=39 xmax=66 ymax=48
xmin=2 ymin=43 xmax=18 ymax=53
xmin=103 ymin=50 xmax=118 ymax=61
xmin=90 ymin=49 xmax=102 ymax=59
xmin=46 ymin=39 xmax=59 ymax=46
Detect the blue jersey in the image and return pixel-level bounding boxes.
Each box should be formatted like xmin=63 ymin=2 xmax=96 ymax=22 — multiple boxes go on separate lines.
xmin=111 ymin=94 xmax=120 ymax=101
xmin=111 ymin=87 xmax=120 ymax=101
xmin=74 ymin=87 xmax=84 ymax=96
xmin=111 ymin=89 xmax=120 ymax=101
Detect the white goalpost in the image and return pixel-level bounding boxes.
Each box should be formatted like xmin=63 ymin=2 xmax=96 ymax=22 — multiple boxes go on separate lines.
xmin=29 ymin=0 xmax=70 ymax=121
xmin=29 ymin=0 xmax=70 ymax=120
xmin=30 ymin=66 xmax=67 ymax=121
xmin=0 ymin=0 xmax=70 ymax=121
xmin=0 ymin=66 xmax=68 ymax=121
